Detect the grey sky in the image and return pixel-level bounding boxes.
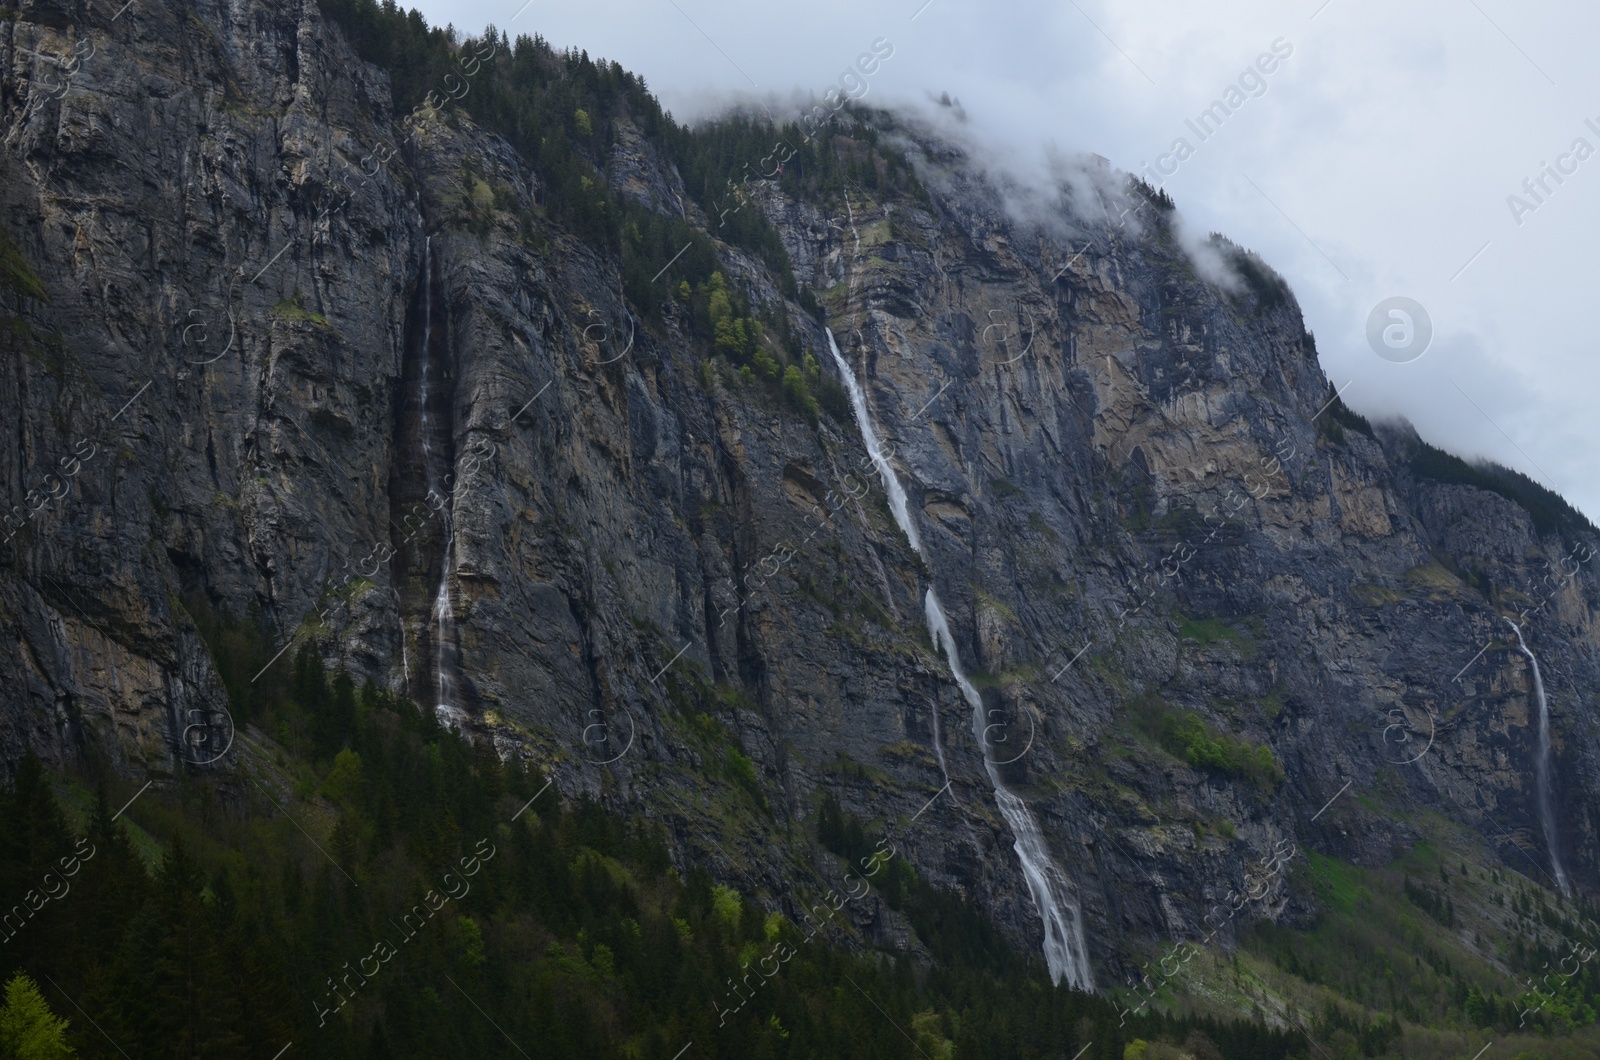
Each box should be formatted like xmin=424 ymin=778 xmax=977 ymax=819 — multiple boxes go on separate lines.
xmin=407 ymin=0 xmax=1600 ymax=522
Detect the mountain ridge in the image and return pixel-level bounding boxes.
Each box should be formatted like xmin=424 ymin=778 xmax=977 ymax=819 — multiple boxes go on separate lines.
xmin=5 ymin=0 xmax=1600 ymax=1053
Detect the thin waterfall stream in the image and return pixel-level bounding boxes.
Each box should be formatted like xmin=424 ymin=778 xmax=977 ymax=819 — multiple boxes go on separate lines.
xmin=1507 ymin=619 xmax=1568 ymax=895
xmin=825 ymin=328 xmax=1094 ymax=989
xmin=415 ymin=237 xmax=465 ymax=730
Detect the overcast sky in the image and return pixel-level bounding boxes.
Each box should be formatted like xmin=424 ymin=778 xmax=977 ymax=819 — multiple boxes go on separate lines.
xmin=407 ymin=0 xmax=1600 ymax=524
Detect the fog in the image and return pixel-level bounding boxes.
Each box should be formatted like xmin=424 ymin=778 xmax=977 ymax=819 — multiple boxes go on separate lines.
xmin=408 ymin=0 xmax=1600 ymax=521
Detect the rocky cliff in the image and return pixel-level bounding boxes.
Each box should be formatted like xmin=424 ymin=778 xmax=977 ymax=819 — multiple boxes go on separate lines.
xmin=3 ymin=0 xmax=1599 ymax=998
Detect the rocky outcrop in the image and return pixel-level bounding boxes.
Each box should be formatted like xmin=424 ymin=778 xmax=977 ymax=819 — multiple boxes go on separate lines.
xmin=3 ymin=0 xmax=1598 ymax=992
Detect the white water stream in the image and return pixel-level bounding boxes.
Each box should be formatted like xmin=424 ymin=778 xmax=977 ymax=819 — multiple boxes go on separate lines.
xmin=1507 ymin=619 xmax=1568 ymax=895
xmin=417 ymin=238 xmax=465 ymax=730
xmin=825 ymin=328 xmax=1094 ymax=989
xmin=395 ymin=589 xmax=411 ymax=696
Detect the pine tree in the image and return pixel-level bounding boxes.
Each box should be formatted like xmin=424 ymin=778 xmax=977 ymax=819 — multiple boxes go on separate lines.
xmin=219 ymin=912 xmax=295 ymax=1055
xmin=0 ymin=972 xmax=75 ymax=1059
xmin=324 ymin=670 xmax=358 ymax=755
xmin=2 ymin=754 xmax=71 ymax=878
xmin=0 ymin=753 xmax=74 ymax=973
xmin=73 ymin=784 xmax=146 ymax=956
xmin=366 ymin=1021 xmax=394 ymax=1058
xmin=111 ymin=838 xmax=245 ymax=1057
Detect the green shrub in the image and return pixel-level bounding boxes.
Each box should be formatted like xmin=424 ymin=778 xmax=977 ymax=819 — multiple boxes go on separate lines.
xmin=1133 ymin=696 xmax=1282 ymax=793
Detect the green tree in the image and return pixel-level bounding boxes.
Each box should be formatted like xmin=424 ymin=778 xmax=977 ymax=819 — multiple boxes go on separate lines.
xmin=62 ymin=784 xmax=148 ymax=986
xmin=713 ymin=317 xmax=741 ymax=359
xmin=706 ymin=273 xmax=732 ymax=326
xmin=324 ymin=670 xmax=358 ymax=755
xmin=111 ymin=839 xmax=244 ymax=1057
xmin=0 ymin=754 xmax=74 ymax=973
xmin=782 ymin=364 xmax=819 ymax=419
xmin=457 ymin=916 xmax=487 ymax=967
xmin=0 ymin=972 xmax=74 ymax=1059
xmin=323 ymin=748 xmax=365 ymax=804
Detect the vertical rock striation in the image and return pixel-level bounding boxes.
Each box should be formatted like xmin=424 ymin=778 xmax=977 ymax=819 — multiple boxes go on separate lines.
xmin=1 ymin=0 xmax=1598 ymax=988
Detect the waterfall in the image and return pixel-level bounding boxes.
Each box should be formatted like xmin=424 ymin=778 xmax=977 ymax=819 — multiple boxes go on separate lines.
xmin=395 ymin=589 xmax=411 ymax=696
xmin=824 ymin=329 xmax=920 ymax=554
xmin=825 ymin=328 xmax=1094 ymax=989
xmin=824 ymin=328 xmax=940 ymax=774
xmin=924 ymin=592 xmax=1096 ymax=988
xmin=1506 ymin=619 xmax=1569 ymax=895
xmin=432 ymin=553 xmax=461 ymax=729
xmin=417 ymin=238 xmax=465 ymax=730
xmin=419 ymin=236 xmax=433 ymax=469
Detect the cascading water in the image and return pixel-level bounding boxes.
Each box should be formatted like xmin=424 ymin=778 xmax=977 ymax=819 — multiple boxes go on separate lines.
xmin=431 ymin=555 xmax=461 ymax=728
xmin=1507 ymin=619 xmax=1568 ymax=895
xmin=824 ymin=330 xmax=921 ymax=553
xmin=394 ymin=589 xmax=411 ymax=696
xmin=823 ymin=329 xmax=941 ymax=776
xmin=415 ymin=238 xmax=465 ymax=730
xmin=825 ymin=328 xmax=1094 ymax=989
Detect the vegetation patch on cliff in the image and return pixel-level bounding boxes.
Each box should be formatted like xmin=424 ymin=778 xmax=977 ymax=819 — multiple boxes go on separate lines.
xmin=1237 ymin=841 xmax=1600 ymax=1056
xmin=0 ymin=224 xmax=47 ymax=304
xmin=271 ymin=293 xmax=332 ymax=328
xmin=1130 ymin=694 xmax=1283 ymax=793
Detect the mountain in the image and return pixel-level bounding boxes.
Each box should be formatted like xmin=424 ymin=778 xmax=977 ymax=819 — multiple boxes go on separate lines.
xmin=4 ymin=0 xmax=1600 ymax=1055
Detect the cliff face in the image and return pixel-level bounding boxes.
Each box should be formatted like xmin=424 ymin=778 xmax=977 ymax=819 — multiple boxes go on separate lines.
xmin=4 ymin=0 xmax=1599 ymax=988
